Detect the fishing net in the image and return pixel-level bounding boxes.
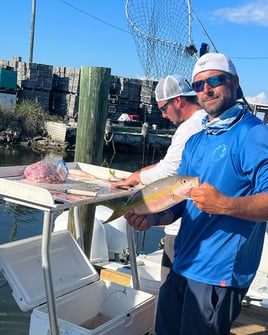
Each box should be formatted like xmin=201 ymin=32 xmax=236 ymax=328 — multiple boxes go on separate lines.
xmin=125 ymin=0 xmax=198 ymax=81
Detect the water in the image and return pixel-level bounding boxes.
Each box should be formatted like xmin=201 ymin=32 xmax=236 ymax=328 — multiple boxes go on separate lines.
xmin=0 ymin=146 xmax=164 ymax=334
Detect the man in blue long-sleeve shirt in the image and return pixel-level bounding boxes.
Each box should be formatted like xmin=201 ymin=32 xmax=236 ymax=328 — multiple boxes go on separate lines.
xmin=125 ymin=53 xmax=268 ymax=335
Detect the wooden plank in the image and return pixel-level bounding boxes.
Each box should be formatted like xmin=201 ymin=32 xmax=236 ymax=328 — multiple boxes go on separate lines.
xmin=100 ymin=268 xmax=131 ymax=286
xmin=231 ymin=305 xmax=268 ymax=335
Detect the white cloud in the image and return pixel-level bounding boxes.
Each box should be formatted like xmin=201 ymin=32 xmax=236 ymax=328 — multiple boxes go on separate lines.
xmin=246 ymin=92 xmax=268 ymax=104
xmin=212 ymin=0 xmax=268 ymax=26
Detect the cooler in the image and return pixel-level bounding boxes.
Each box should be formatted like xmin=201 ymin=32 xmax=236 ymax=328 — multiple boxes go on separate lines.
xmin=0 ymin=230 xmax=156 ymax=335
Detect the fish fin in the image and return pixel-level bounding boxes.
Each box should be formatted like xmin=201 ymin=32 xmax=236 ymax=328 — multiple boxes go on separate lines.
xmin=170 ymin=193 xmax=185 ymax=203
xmin=101 ymin=202 xmax=124 ymax=223
xmin=104 ymin=210 xmax=122 ymax=223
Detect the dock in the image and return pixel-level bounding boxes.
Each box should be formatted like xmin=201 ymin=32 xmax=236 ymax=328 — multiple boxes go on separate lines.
xmin=231 ymin=304 xmax=268 ymax=334
xmin=32 ymin=121 xmax=175 ymax=154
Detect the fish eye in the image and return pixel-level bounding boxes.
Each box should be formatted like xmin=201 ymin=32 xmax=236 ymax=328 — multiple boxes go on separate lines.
xmin=182 ymin=179 xmax=187 ymax=184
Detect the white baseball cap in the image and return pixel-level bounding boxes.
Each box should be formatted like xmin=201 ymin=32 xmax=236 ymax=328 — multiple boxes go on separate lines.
xmin=192 ymin=53 xmax=237 ymax=81
xmin=155 ymin=74 xmax=196 ymax=102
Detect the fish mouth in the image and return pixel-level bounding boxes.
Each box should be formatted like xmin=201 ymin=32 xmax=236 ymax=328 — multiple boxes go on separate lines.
xmin=192 ymin=177 xmax=200 ymax=187
xmin=176 ymin=177 xmax=200 ymax=199
xmin=184 ymin=177 xmax=200 ymax=199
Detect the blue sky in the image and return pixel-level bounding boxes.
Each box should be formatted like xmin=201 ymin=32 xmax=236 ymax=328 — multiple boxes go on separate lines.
xmin=1 ymin=0 xmax=268 ymax=104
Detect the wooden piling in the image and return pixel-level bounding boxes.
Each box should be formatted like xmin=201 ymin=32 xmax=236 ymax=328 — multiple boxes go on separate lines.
xmin=69 ymin=66 xmax=111 ymax=258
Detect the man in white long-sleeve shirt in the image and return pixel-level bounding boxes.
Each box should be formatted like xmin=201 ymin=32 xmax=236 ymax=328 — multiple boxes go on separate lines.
xmin=112 ymin=74 xmax=206 ymax=282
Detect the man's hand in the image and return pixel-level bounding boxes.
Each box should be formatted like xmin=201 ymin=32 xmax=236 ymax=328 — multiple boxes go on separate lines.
xmin=111 ymin=171 xmax=141 ymax=188
xmin=124 ymin=208 xmax=175 ymax=231
xmin=111 ymin=164 xmax=156 ymax=188
xmin=191 ymin=182 xmax=228 ymax=215
xmin=191 ymin=182 xmax=268 ymax=221
xmin=124 ymin=210 xmax=155 ymax=231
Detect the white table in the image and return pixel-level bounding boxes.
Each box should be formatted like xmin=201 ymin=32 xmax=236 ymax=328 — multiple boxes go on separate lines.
xmin=0 ymin=162 xmax=140 ymax=335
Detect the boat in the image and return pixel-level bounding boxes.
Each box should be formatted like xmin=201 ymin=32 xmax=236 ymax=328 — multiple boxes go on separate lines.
xmin=0 ymin=162 xmax=159 ymax=335
xmin=54 ymin=205 xmax=268 ymax=306
xmin=0 ymin=161 xmax=267 ymax=335
xmin=246 ymin=223 xmax=268 ymax=308
xmin=232 ymin=225 xmax=268 ymax=333
xmin=54 ymin=205 xmax=163 ymax=298
xmin=54 ymin=209 xmax=268 ymax=335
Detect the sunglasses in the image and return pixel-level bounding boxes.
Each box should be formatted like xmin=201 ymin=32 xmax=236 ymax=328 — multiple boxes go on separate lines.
xmin=159 ymin=99 xmax=174 ymax=113
xmin=192 ymin=74 xmax=232 ymax=93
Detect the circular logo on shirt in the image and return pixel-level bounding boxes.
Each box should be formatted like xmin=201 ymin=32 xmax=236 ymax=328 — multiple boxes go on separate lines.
xmin=212 ymin=144 xmax=227 ymax=161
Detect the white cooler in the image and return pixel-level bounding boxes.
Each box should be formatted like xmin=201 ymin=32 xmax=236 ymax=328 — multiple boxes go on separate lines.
xmin=0 ymin=231 xmax=156 ymax=335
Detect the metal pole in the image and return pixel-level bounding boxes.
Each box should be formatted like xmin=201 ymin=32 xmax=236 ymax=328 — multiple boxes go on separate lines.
xmin=126 ymin=223 xmax=140 ymax=290
xmin=41 ymin=210 xmax=60 ymax=335
xmin=74 ymin=206 xmax=85 ymax=251
xmin=29 ymin=0 xmax=36 ymax=63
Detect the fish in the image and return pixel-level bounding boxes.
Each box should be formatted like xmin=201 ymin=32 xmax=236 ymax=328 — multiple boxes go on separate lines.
xmin=104 ymin=175 xmax=200 ymax=222
xmin=68 ymin=168 xmax=124 ymax=182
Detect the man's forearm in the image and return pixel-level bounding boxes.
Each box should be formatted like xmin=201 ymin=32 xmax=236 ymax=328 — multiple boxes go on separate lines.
xmin=224 ymin=193 xmax=268 ymax=222
xmin=153 ymin=209 xmax=176 ymax=226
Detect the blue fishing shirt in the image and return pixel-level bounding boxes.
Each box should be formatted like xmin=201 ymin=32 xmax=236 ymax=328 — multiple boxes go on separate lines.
xmin=173 ymin=110 xmax=268 ymax=288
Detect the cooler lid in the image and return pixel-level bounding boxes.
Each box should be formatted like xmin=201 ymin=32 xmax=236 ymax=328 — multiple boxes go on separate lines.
xmin=0 ymin=230 xmax=99 ymax=311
